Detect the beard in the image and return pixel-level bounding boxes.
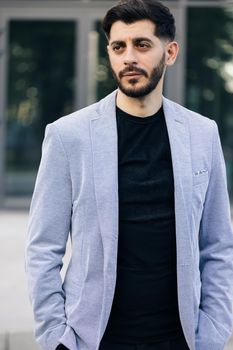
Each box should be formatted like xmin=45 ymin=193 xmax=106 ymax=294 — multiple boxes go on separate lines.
xmin=110 ymin=52 xmax=166 ymax=98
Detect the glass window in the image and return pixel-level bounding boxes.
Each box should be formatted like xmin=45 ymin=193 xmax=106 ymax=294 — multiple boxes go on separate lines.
xmin=95 ymin=20 xmax=117 ymax=101
xmin=6 ymin=20 xmax=76 ymax=196
xmin=186 ymin=7 xmax=233 ymax=200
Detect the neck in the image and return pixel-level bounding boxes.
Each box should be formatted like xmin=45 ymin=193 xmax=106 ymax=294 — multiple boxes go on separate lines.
xmin=116 ymin=83 xmax=163 ymax=117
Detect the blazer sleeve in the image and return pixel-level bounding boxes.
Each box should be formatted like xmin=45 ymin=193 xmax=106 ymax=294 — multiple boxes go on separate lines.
xmin=196 ymin=120 xmax=233 ymax=349
xmin=25 ymin=123 xmax=72 ymax=350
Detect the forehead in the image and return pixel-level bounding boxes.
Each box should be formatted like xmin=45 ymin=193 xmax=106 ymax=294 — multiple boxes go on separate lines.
xmin=109 ymin=20 xmax=157 ymax=42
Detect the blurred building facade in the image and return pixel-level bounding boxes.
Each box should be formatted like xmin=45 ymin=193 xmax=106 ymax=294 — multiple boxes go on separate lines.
xmin=0 ymin=0 xmax=233 ymax=207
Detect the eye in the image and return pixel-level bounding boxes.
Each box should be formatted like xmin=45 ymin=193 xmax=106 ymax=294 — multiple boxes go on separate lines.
xmin=137 ymin=42 xmax=150 ymax=49
xmin=112 ymin=45 xmax=123 ymax=52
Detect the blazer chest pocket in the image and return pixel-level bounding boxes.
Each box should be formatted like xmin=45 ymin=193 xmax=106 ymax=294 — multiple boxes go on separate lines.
xmin=192 ymin=171 xmax=209 ymax=236
xmin=192 ymin=170 xmax=209 ymax=226
xmin=193 ymin=169 xmax=209 ymax=187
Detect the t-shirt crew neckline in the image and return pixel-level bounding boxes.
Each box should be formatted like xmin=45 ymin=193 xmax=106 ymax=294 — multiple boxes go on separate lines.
xmin=116 ymin=105 xmax=164 ymax=124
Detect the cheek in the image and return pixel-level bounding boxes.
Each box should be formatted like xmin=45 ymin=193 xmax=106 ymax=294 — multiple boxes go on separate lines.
xmin=109 ymin=57 xmax=122 ymax=73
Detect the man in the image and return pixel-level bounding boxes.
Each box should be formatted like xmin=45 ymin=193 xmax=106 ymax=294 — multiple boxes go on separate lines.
xmin=25 ymin=1 xmax=233 ymax=350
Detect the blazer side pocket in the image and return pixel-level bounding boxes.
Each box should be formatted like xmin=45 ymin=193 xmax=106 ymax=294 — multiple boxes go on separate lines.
xmin=196 ymin=308 xmax=228 ymax=344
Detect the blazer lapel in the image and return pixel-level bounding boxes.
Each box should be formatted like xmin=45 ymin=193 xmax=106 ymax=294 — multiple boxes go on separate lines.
xmin=90 ymin=90 xmax=119 ymax=276
xmin=163 ymin=96 xmax=195 ymax=349
xmin=163 ymin=96 xmax=193 ymax=266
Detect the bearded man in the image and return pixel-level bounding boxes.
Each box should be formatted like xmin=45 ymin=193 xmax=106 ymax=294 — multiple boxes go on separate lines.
xmin=26 ymin=1 xmax=233 ymax=350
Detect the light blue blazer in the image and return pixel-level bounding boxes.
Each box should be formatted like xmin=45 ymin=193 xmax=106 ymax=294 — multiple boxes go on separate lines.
xmin=25 ymin=90 xmax=233 ymax=350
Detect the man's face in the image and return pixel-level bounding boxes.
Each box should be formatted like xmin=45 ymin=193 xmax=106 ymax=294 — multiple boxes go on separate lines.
xmin=107 ymin=20 xmax=167 ymax=98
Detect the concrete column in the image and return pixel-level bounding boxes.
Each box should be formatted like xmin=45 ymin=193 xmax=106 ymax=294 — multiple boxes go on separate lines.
xmin=75 ymin=18 xmax=94 ymax=110
xmin=0 ymin=17 xmax=7 ymax=208
xmin=165 ymin=3 xmax=187 ymax=106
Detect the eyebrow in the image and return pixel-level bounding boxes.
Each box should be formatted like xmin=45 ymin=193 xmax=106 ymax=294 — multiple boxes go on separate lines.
xmin=110 ymin=37 xmax=154 ymax=46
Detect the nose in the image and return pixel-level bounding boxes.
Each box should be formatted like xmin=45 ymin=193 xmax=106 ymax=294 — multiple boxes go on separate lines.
xmin=123 ymin=47 xmax=138 ymax=65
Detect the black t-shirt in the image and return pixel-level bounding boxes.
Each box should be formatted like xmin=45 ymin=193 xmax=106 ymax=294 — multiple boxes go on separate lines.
xmin=56 ymin=344 xmax=69 ymax=350
xmin=101 ymin=105 xmax=184 ymax=344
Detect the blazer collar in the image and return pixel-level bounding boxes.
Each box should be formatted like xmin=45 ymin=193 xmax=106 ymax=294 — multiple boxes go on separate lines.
xmin=91 ymin=88 xmax=185 ymax=124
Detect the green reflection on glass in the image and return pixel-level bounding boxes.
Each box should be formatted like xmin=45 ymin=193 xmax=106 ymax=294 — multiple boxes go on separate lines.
xmin=95 ymin=21 xmax=117 ymax=101
xmin=7 ymin=20 xmax=75 ymax=196
xmin=186 ymin=7 xmax=233 ymax=200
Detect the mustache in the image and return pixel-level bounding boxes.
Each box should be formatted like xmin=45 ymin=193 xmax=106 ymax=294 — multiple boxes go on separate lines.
xmin=119 ymin=66 xmax=148 ymax=79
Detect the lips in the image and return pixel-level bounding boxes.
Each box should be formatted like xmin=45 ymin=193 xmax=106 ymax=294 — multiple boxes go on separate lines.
xmin=123 ymin=72 xmax=142 ymax=77
xmin=119 ymin=68 xmax=147 ymax=79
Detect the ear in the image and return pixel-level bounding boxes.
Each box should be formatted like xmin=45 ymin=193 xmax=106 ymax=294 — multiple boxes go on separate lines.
xmin=165 ymin=41 xmax=179 ymax=66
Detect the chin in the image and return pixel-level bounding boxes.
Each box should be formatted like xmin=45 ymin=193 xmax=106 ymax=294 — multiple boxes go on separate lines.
xmin=123 ymin=83 xmax=145 ymax=91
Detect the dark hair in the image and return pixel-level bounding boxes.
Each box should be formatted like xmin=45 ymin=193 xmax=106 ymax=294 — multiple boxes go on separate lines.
xmin=102 ymin=0 xmax=176 ymax=42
